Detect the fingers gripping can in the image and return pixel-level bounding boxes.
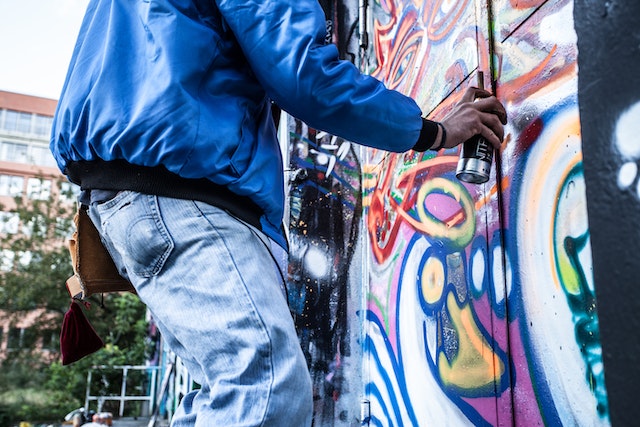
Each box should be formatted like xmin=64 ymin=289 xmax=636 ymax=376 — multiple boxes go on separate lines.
xmin=456 ymin=71 xmax=493 ymax=184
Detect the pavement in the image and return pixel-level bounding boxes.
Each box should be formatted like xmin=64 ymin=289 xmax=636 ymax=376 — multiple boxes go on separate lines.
xmin=110 ymin=417 xmax=168 ymax=427
xmin=111 ymin=420 xmax=146 ymax=427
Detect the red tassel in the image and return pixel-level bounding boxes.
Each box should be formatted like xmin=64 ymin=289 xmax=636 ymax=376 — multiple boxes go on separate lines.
xmin=60 ymin=300 xmax=104 ymax=365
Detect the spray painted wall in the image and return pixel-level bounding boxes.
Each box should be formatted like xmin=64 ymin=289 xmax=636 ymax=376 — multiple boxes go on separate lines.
xmin=286 ymin=117 xmax=364 ymax=425
xmin=283 ymin=0 xmax=613 ymax=425
xmin=575 ymin=2 xmax=640 ymax=426
xmin=360 ymin=0 xmax=609 ymax=425
xmin=283 ymin=2 xmax=365 ymax=425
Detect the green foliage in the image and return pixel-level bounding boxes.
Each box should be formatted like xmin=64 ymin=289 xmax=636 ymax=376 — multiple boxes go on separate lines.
xmin=0 ymin=180 xmax=75 ymax=315
xmin=43 ymin=292 xmax=150 ymax=398
xmin=0 ymin=386 xmax=74 ymax=424
xmin=0 ymin=179 xmax=150 ymax=424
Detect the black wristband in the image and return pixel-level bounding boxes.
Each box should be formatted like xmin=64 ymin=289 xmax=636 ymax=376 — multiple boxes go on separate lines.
xmin=412 ymin=118 xmax=439 ymax=152
xmin=432 ymin=122 xmax=447 ymax=151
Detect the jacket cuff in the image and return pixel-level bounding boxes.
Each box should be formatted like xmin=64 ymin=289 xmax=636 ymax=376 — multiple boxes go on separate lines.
xmin=412 ymin=118 xmax=439 ymax=152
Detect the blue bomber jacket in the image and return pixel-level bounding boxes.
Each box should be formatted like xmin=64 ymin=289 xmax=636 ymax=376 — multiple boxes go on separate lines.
xmin=50 ymin=0 xmax=426 ymax=248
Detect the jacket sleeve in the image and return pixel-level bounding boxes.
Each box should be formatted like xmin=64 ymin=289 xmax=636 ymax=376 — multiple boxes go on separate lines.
xmin=215 ymin=0 xmax=423 ymax=152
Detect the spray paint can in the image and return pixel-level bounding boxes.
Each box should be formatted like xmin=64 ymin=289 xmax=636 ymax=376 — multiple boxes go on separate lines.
xmin=456 ymin=135 xmax=493 ymax=184
xmin=456 ymin=71 xmax=493 ymax=184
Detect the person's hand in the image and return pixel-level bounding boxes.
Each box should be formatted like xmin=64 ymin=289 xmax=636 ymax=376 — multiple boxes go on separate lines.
xmin=439 ymin=87 xmax=507 ymax=150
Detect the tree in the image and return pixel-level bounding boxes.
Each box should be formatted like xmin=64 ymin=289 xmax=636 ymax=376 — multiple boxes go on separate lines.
xmin=0 ymin=178 xmax=149 ymax=424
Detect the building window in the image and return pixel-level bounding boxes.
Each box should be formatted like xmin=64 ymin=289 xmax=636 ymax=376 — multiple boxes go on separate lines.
xmin=29 ymin=145 xmax=57 ymax=168
xmin=0 ymin=140 xmax=29 ymax=163
xmin=22 ymin=215 xmax=46 ymax=238
xmin=55 ymin=217 xmax=75 ymax=238
xmin=41 ymin=329 xmax=58 ymax=351
xmin=0 ymin=140 xmax=55 ymax=167
xmin=0 ymin=250 xmax=32 ymax=272
xmin=1 ymin=110 xmax=53 ymax=136
xmin=18 ymin=250 xmax=32 ymax=266
xmin=33 ymin=115 xmax=53 ymax=137
xmin=0 ymin=212 xmax=20 ymax=234
xmin=59 ymin=181 xmax=80 ymax=203
xmin=3 ymin=110 xmax=32 ymax=134
xmin=0 ymin=174 xmax=24 ymax=197
xmin=0 ymin=249 xmax=15 ymax=271
xmin=6 ymin=327 xmax=38 ymax=350
xmin=6 ymin=328 xmax=21 ymax=349
xmin=26 ymin=178 xmax=52 ymax=200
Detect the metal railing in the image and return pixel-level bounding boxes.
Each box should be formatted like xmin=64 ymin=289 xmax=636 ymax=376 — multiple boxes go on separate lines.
xmin=85 ymin=355 xmax=194 ymax=426
xmin=85 ymin=365 xmax=160 ymax=418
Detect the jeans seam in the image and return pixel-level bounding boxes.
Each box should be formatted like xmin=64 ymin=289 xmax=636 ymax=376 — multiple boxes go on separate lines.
xmin=193 ymin=201 xmax=275 ymax=425
xmin=247 ymin=226 xmax=288 ymax=299
xmin=143 ymin=194 xmax=174 ymax=276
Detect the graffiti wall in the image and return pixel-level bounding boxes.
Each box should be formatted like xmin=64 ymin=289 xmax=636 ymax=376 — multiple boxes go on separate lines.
xmin=360 ymin=0 xmax=610 ymax=425
xmin=286 ymin=116 xmax=364 ymax=425
xmin=283 ymin=2 xmax=365 ymax=425
xmin=575 ymin=1 xmax=640 ymax=426
xmin=363 ymin=0 xmax=510 ymax=424
xmin=281 ymin=0 xmax=622 ymax=425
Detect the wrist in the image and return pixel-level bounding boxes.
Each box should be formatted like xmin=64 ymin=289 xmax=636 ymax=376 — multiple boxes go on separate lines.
xmin=412 ymin=119 xmax=439 ymax=152
xmin=432 ymin=122 xmax=447 ymax=151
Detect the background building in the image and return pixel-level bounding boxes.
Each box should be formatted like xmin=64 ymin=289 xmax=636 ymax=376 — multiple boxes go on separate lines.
xmin=0 ymin=90 xmax=74 ymax=356
xmin=0 ymin=90 xmax=71 ymax=213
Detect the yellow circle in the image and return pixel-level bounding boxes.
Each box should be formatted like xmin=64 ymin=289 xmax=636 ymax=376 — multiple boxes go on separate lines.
xmin=416 ymin=177 xmax=475 ymax=248
xmin=421 ymin=255 xmax=445 ymax=304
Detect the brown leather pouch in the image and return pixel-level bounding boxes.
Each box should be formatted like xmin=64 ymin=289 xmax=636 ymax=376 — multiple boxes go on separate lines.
xmin=66 ymin=205 xmax=135 ymax=299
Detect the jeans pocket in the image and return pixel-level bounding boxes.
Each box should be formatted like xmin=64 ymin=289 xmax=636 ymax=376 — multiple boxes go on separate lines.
xmin=94 ymin=191 xmax=174 ymax=278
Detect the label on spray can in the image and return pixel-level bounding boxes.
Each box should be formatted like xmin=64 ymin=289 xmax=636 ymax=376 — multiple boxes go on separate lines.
xmin=456 ymin=135 xmax=493 ymax=184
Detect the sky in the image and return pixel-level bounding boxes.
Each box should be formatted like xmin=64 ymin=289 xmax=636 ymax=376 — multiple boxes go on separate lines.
xmin=0 ymin=0 xmax=89 ymax=100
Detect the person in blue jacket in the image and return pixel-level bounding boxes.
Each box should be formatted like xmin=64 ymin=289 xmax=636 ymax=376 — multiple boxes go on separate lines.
xmin=51 ymin=0 xmax=507 ymax=425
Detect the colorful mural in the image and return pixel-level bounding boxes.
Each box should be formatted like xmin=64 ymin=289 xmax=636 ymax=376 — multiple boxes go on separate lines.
xmin=364 ymin=0 xmax=508 ymax=424
xmin=360 ymin=0 xmax=609 ymax=425
xmin=370 ymin=0 xmax=479 ymax=113
xmin=280 ymin=0 xmax=615 ymax=425
xmin=285 ymin=116 xmax=364 ymax=425
xmin=575 ymin=1 xmax=640 ymax=425
xmin=499 ymin=1 xmax=608 ymax=425
xmin=280 ymin=2 xmax=367 ymax=424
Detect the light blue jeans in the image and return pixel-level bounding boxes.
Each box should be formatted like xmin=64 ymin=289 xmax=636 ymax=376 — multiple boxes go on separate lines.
xmin=88 ymin=191 xmax=313 ymax=426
